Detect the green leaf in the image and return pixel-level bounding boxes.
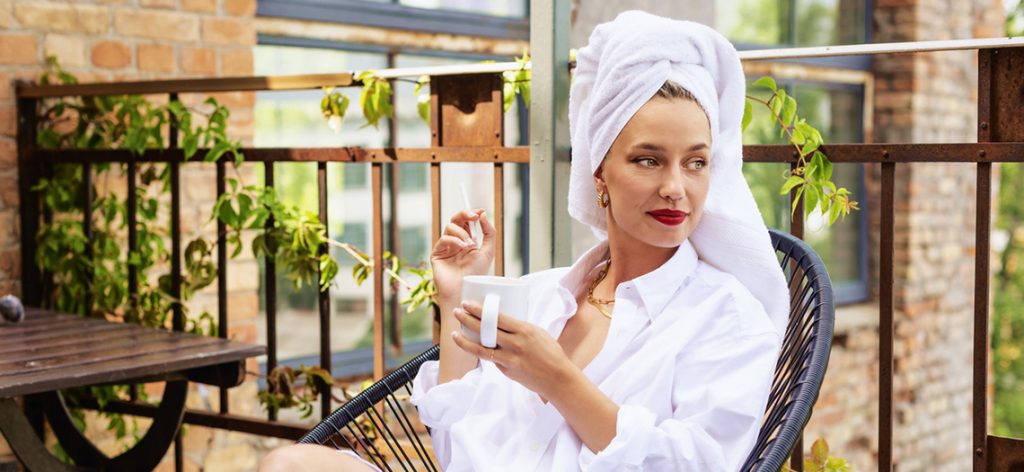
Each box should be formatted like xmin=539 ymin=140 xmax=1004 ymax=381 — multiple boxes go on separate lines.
xmin=741 ymin=99 xmax=753 ymax=132
xmin=780 ymin=175 xmax=804 ymax=195
xmin=752 ymin=76 xmax=777 ymax=92
xmin=810 ymin=438 xmax=829 ymax=464
xmin=781 ymin=95 xmax=797 ymax=129
xmin=417 ymin=93 xmax=431 ymax=125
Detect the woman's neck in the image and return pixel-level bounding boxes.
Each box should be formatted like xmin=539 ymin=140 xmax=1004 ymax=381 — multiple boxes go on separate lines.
xmin=596 ymin=229 xmax=677 ymax=298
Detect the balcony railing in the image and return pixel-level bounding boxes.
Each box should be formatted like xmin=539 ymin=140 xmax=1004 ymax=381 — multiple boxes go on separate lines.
xmin=13 ymin=37 xmax=1024 ymax=471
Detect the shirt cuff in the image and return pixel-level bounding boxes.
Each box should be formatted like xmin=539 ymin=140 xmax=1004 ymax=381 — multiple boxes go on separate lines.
xmin=408 ymin=359 xmax=483 ymax=430
xmin=578 ymin=403 xmax=657 ymax=471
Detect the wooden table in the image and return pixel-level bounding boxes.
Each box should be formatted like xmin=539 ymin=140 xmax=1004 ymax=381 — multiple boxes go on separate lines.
xmin=0 ymin=308 xmax=265 ymax=471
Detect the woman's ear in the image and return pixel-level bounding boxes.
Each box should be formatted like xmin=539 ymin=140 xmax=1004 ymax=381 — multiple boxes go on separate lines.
xmin=593 ymin=163 xmax=605 ymax=190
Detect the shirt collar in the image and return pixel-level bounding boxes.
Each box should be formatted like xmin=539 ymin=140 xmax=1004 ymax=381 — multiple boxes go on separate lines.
xmin=556 ymin=239 xmax=700 ymax=320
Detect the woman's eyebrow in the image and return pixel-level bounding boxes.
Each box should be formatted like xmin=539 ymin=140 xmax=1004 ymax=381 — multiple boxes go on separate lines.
xmin=629 ymin=142 xmax=709 ymax=152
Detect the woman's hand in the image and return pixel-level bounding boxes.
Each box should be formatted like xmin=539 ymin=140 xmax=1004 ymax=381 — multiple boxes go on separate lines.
xmin=451 ymin=301 xmax=577 ymax=400
xmin=430 ymin=209 xmax=496 ymax=302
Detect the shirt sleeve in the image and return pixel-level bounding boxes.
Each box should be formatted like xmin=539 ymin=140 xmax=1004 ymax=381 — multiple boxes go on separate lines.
xmin=408 ymin=359 xmax=484 ymax=469
xmin=577 ymin=329 xmax=781 ymax=472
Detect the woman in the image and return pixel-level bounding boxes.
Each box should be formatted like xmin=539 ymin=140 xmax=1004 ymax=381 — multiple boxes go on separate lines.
xmin=260 ymin=10 xmax=788 ymax=471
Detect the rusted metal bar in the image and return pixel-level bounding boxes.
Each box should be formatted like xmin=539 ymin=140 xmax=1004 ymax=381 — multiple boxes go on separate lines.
xmin=494 ymin=163 xmax=505 ymax=276
xmin=169 ymin=93 xmax=182 ymax=332
xmin=264 ymin=162 xmax=278 ymax=422
xmin=430 ymin=77 xmax=443 ymax=343
xmin=318 ymin=161 xmax=332 ymax=419
xmin=76 ymin=398 xmax=309 ymax=440
xmin=216 ymin=160 xmax=229 ymax=414
xmin=16 ymin=95 xmax=41 ymax=307
xmin=34 ymin=146 xmax=531 ymax=164
xmin=987 ymin=436 xmax=1024 ymax=471
xmin=788 ymin=162 xmax=804 ymax=472
xmin=386 ymin=56 xmax=402 ymax=355
xmin=975 ymin=161 xmax=992 ymax=472
xmin=879 ymin=162 xmax=895 ymax=472
xmin=81 ymin=162 xmax=93 ymax=315
xmin=371 ymin=163 xmax=385 ymax=381
xmin=16 ymin=73 xmax=356 ymax=98
xmin=744 ymin=143 xmax=1024 ymax=163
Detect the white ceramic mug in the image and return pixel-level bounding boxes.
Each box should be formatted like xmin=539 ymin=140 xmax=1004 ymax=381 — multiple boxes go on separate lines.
xmin=460 ymin=275 xmax=530 ymax=349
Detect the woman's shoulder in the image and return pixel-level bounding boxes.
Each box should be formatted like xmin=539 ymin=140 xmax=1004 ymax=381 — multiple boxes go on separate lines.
xmin=687 ymin=261 xmax=778 ymax=340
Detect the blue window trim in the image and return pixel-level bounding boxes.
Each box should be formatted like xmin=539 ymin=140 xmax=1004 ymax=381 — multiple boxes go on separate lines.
xmin=257 ymin=0 xmax=529 ymax=40
xmin=257 ymin=34 xmax=512 ymax=62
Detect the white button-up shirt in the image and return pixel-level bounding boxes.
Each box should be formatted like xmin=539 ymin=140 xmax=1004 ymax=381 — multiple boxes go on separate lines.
xmin=410 ymin=239 xmax=781 ymax=471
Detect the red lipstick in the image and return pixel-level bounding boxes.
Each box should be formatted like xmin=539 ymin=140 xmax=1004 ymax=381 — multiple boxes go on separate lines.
xmin=647 ymin=209 xmax=688 ymax=226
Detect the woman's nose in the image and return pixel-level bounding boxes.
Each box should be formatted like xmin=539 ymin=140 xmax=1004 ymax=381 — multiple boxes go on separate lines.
xmin=659 ymin=168 xmax=686 ymax=202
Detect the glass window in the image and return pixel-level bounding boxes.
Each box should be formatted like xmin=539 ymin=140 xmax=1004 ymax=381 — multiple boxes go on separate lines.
xmin=399 ymin=0 xmax=526 ymax=18
xmin=715 ymin=0 xmax=867 ymax=46
xmin=253 ymin=45 xmax=388 ymax=148
xmin=399 ymin=226 xmax=430 ymax=264
xmin=397 ymin=162 xmax=428 ymax=192
xmin=343 ymin=163 xmax=369 ymax=189
xmin=743 ymin=80 xmax=868 ymax=302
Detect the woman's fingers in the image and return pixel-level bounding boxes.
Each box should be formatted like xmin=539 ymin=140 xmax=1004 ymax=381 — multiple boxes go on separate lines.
xmin=451 ymin=330 xmax=489 ymax=359
xmin=453 ymin=307 xmax=480 ymax=334
xmin=448 ymin=209 xmax=483 ymax=234
xmin=432 ymin=235 xmax=475 ymax=259
xmin=460 ymin=301 xmax=518 ymax=334
xmin=478 ymin=210 xmax=496 ymax=248
xmin=443 ymin=222 xmax=475 ymax=246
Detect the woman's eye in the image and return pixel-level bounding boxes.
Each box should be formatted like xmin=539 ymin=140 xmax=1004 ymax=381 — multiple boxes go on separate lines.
xmin=689 ymin=159 xmax=708 ymax=170
xmin=634 ymin=157 xmax=658 ymax=167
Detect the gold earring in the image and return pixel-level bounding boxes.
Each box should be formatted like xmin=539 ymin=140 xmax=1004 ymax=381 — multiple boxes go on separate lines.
xmin=597 ymin=189 xmax=610 ymax=208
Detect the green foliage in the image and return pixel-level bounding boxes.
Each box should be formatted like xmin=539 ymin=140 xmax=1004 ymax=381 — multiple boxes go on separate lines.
xmin=1008 ymin=0 xmax=1024 ymax=36
xmin=994 ymin=162 xmax=1024 ymax=437
xmin=502 ymin=50 xmax=531 ymax=112
xmin=781 ymin=438 xmax=851 ymax=472
xmin=357 ymin=71 xmax=394 ymax=129
xmin=745 ymin=77 xmax=858 ymax=226
xmin=319 ymin=86 xmax=350 ymax=133
xmin=260 ymin=364 xmax=334 ymax=419
xmin=414 ymin=75 xmax=431 ymax=125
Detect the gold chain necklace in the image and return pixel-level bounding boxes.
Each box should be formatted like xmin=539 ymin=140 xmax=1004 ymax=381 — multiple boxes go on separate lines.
xmin=587 ymin=259 xmax=614 ymax=319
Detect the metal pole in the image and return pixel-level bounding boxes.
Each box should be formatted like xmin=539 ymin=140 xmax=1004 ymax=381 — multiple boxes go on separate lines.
xmin=528 ymin=0 xmax=572 ymax=270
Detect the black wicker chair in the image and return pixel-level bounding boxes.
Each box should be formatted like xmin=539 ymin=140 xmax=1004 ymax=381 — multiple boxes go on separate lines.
xmin=299 ymin=229 xmax=835 ymax=472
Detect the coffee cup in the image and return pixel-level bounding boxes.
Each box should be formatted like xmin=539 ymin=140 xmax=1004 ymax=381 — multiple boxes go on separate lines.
xmin=460 ymin=275 xmax=530 ymax=349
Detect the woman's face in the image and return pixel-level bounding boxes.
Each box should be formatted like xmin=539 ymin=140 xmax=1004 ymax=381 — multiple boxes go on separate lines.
xmin=595 ymin=97 xmax=712 ymax=249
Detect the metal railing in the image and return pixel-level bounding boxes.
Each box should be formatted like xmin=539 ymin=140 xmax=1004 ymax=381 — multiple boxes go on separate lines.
xmin=14 ymin=37 xmax=1024 ymax=471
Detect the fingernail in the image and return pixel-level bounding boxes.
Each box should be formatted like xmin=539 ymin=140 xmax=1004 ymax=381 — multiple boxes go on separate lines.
xmin=450 ymin=331 xmax=459 ymax=339
xmin=453 ymin=307 xmax=462 ymax=316
xmin=461 ymin=301 xmax=469 ymax=309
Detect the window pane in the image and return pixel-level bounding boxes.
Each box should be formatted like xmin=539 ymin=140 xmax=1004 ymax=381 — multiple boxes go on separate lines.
xmin=253 ymin=45 xmax=388 ymax=148
xmin=715 ymin=0 xmax=866 ymax=46
xmin=399 ymin=0 xmax=526 ymax=17
xmin=743 ymin=82 xmax=867 ymax=297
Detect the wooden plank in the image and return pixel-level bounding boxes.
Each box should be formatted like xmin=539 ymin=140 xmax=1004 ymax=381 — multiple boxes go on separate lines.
xmin=35 ymin=146 xmax=532 ymax=164
xmin=16 ymin=72 xmax=356 ymax=98
xmin=0 ymin=336 xmax=225 ymax=376
xmin=0 ymin=337 xmax=263 ymax=397
xmin=3 ymin=329 xmax=172 ymax=363
xmin=0 ymin=321 xmax=130 ymax=347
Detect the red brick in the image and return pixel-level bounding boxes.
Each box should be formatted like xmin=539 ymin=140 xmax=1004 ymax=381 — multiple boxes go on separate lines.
xmin=0 ymin=184 xmax=18 ymax=209
xmin=201 ymin=17 xmax=255 ymax=46
xmin=0 ymin=280 xmax=20 ymax=298
xmin=13 ymin=2 xmax=108 ymax=35
xmin=181 ymin=0 xmax=217 ymax=13
xmin=209 ymin=91 xmax=254 ymax=108
xmin=0 ymin=73 xmax=10 ymax=101
xmin=0 ymin=106 xmax=14 ymax=137
xmin=138 ymin=43 xmax=175 ymax=73
xmin=0 ymin=139 xmax=14 ymax=171
xmin=43 ymin=34 xmax=87 ymax=68
xmin=224 ymin=0 xmax=257 ymax=16
xmin=139 ymin=0 xmax=177 ymax=9
xmin=91 ymin=40 xmax=131 ymax=69
xmin=228 ymin=322 xmax=256 ymax=343
xmin=0 ymin=35 xmax=38 ymax=65
xmin=219 ymin=48 xmax=253 ymax=75
xmin=181 ymin=47 xmax=216 ymax=75
xmin=0 ymin=250 xmax=20 ymax=278
xmin=0 ymin=211 xmax=16 ymax=248
xmin=114 ymin=10 xmax=199 ymax=41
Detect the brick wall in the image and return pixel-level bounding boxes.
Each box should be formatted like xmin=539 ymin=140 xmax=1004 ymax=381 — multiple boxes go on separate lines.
xmin=802 ymin=0 xmax=1004 ymax=470
xmin=0 ymin=0 xmax=257 ymax=469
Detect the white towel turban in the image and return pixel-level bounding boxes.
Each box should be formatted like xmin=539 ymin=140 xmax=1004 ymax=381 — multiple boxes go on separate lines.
xmin=568 ymin=10 xmax=790 ymax=339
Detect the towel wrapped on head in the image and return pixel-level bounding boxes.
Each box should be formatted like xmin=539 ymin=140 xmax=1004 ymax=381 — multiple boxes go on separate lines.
xmin=568 ymin=10 xmax=790 ymax=339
